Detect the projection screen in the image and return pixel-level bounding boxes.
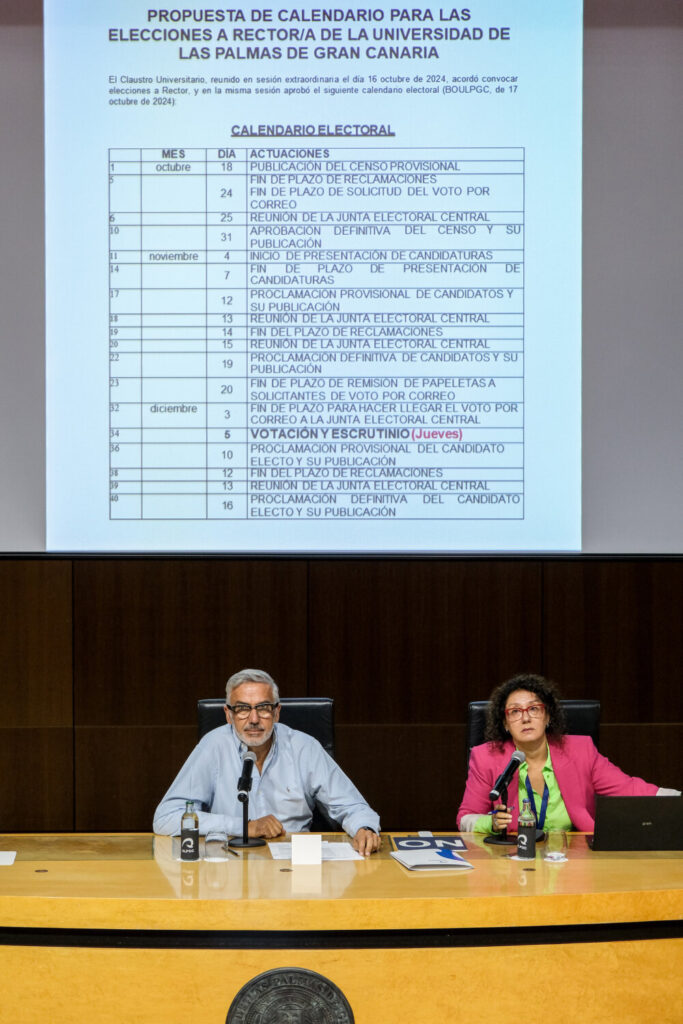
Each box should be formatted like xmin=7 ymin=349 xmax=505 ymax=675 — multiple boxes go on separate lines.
xmin=43 ymin=1 xmax=583 ymax=552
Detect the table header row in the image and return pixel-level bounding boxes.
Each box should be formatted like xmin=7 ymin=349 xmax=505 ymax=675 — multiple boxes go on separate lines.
xmin=109 ymin=147 xmax=524 ymax=162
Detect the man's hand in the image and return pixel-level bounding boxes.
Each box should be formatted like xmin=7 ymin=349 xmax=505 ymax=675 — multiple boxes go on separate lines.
xmin=352 ymin=828 xmax=381 ymax=856
xmin=248 ymin=814 xmax=285 ymax=839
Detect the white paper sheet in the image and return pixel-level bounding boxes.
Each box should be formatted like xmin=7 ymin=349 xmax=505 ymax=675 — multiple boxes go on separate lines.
xmin=269 ymin=841 xmax=362 ymax=862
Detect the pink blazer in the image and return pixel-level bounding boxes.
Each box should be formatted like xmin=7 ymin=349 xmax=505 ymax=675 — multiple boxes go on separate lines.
xmin=457 ymin=735 xmax=658 ymax=831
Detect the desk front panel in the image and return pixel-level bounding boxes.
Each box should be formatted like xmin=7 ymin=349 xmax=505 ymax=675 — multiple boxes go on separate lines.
xmin=1 ymin=940 xmax=681 ymax=1024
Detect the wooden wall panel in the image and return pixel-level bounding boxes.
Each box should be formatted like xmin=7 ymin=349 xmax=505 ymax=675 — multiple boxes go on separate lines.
xmin=0 ymin=556 xmax=680 ymax=833
xmin=0 ymin=559 xmax=73 ymax=830
xmin=72 ymin=559 xmax=309 ymax=829
xmin=73 ymin=559 xmax=309 ymax=726
xmin=0 ymin=728 xmax=73 ymax=830
xmin=600 ymin=724 xmax=683 ymax=792
xmin=338 ymin=723 xmax=683 ymax=831
xmin=75 ymin=726 xmax=196 ymax=832
xmin=542 ymin=560 xmax=683 ymax=720
xmin=0 ymin=559 xmax=72 ymax=727
xmin=309 ymin=560 xmax=543 ymax=723
xmin=336 ymin=724 xmax=467 ymax=832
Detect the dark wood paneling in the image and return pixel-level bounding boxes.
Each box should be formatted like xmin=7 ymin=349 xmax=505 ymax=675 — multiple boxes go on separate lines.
xmin=543 ymin=561 xmax=683 ymax=720
xmin=336 ymin=722 xmax=683 ymax=833
xmin=75 ymin=726 xmax=196 ymax=832
xmin=77 ymin=721 xmax=466 ymax=835
xmin=73 ymin=560 xmax=308 ymax=726
xmin=74 ymin=721 xmax=683 ymax=834
xmin=601 ymin=724 xmax=683 ymax=791
xmin=309 ymin=560 xmax=543 ymax=723
xmin=0 ymin=728 xmax=73 ymax=830
xmin=0 ymin=559 xmax=72 ymax=727
xmin=336 ymin=724 xmax=467 ymax=832
xmin=0 ymin=556 xmax=680 ymax=833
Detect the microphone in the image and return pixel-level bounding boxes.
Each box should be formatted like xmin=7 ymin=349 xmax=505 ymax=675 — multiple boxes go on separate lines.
xmin=237 ymin=751 xmax=256 ymax=803
xmin=489 ymin=750 xmax=526 ymax=802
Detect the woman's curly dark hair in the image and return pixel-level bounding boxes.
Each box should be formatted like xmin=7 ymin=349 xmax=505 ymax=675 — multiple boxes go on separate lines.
xmin=484 ymin=673 xmax=566 ymax=747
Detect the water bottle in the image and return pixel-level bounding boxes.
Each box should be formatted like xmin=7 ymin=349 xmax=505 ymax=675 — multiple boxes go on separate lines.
xmin=517 ymin=798 xmax=536 ymax=859
xmin=180 ymin=800 xmax=199 ymax=861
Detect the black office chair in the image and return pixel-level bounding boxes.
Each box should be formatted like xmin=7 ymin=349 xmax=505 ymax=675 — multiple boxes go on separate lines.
xmin=198 ymin=697 xmax=335 ymax=754
xmin=197 ymin=696 xmax=339 ymax=830
xmin=466 ymin=699 xmax=601 ymax=768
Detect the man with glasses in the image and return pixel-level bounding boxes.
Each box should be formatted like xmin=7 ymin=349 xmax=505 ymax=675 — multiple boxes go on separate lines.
xmin=153 ymin=668 xmax=380 ymax=855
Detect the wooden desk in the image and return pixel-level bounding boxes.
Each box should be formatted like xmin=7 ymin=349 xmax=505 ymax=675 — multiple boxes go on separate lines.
xmin=1 ymin=833 xmax=681 ymax=1023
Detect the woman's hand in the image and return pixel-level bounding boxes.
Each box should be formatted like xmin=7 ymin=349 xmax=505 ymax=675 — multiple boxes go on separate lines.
xmin=491 ymin=804 xmax=513 ymax=833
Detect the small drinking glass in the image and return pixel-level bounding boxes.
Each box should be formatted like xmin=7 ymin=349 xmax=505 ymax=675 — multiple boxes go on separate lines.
xmin=544 ymin=830 xmax=568 ymax=862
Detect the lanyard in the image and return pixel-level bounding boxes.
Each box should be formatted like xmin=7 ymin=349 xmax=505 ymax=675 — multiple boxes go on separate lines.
xmin=525 ymin=774 xmax=549 ymax=829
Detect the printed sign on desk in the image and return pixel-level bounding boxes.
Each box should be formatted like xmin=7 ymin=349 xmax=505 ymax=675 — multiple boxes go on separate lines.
xmin=392 ymin=835 xmax=467 ymax=852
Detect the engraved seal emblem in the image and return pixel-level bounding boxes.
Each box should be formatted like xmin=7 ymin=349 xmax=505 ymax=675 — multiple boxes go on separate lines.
xmin=226 ymin=967 xmax=354 ymax=1024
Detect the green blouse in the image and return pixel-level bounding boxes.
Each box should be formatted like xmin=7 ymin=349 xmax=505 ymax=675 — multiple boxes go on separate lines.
xmin=474 ymin=744 xmax=573 ymax=834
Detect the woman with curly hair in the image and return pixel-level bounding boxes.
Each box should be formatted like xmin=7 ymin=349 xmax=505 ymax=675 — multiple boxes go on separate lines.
xmin=457 ymin=673 xmax=676 ymax=834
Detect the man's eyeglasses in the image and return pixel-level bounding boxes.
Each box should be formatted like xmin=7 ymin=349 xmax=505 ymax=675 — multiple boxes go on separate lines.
xmin=226 ymin=702 xmax=279 ymax=719
xmin=504 ymin=703 xmax=545 ymax=722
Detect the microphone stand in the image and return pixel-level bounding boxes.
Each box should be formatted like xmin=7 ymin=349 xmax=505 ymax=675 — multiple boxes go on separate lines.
xmin=228 ymin=790 xmax=266 ymax=849
xmin=228 ymin=758 xmax=266 ymax=848
xmin=484 ymin=784 xmax=517 ymax=846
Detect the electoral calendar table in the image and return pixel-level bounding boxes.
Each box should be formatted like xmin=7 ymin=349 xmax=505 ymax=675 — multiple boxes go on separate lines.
xmin=108 ymin=146 xmax=525 ymax=524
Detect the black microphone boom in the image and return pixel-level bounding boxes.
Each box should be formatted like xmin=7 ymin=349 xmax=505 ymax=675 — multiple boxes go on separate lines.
xmin=237 ymin=751 xmax=256 ymax=803
xmin=489 ymin=749 xmax=526 ymax=802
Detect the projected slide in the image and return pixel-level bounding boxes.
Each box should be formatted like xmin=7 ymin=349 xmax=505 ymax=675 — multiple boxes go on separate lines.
xmin=45 ymin=1 xmax=582 ymax=552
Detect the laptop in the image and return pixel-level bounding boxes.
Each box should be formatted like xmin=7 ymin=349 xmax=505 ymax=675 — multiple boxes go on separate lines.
xmin=588 ymin=795 xmax=683 ymax=851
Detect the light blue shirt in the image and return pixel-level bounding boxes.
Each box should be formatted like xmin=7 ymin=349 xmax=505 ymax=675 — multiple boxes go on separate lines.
xmin=153 ymin=722 xmax=380 ymax=839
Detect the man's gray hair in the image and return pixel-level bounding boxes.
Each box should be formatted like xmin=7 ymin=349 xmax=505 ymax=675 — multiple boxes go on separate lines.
xmin=225 ymin=668 xmax=280 ymax=704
